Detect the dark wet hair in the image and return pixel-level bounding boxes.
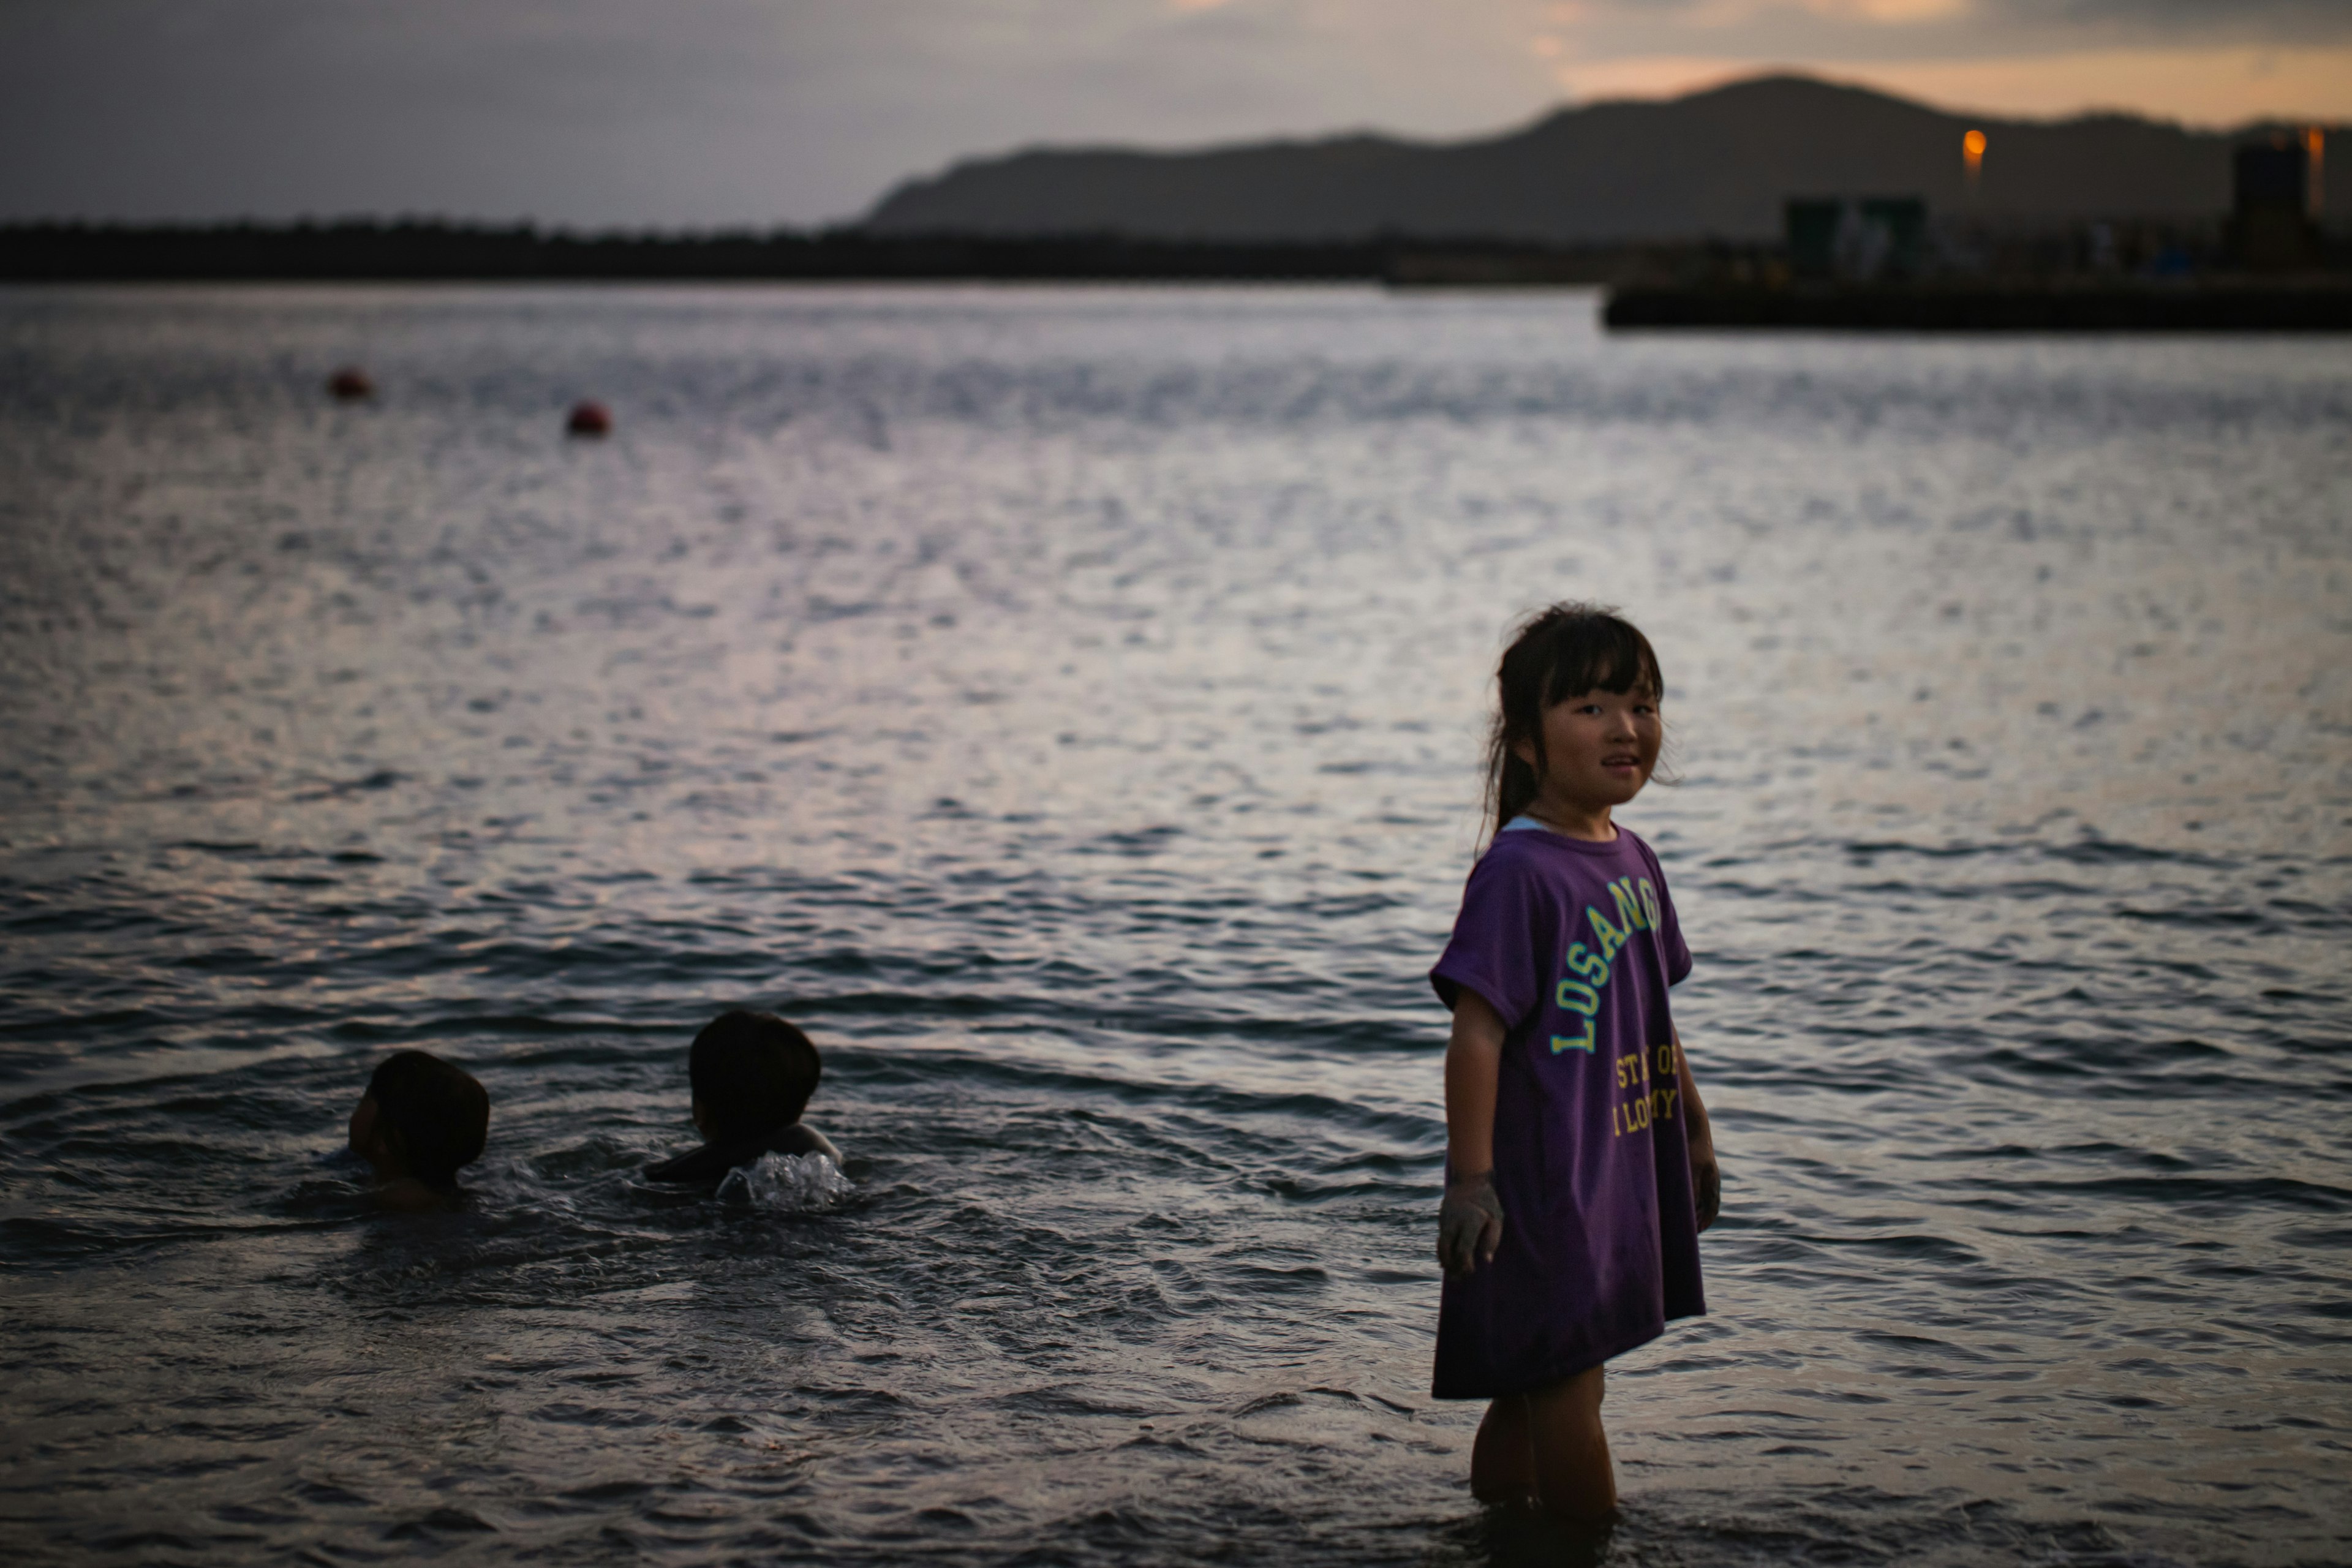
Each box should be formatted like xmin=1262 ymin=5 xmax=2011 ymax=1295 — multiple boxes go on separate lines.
xmin=690 ymin=1010 xmax=821 ymax=1142
xmin=365 ymin=1050 xmax=489 ymax=1189
xmin=1482 ymin=601 xmax=1668 ymax=842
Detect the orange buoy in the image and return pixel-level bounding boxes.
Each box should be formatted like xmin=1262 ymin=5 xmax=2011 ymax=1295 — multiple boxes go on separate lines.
xmin=565 ymin=400 xmax=612 ymax=437
xmin=328 ymin=366 xmax=374 ymax=401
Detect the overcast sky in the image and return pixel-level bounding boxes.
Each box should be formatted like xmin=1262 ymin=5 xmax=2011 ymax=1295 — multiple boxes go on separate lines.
xmin=4 ymin=0 xmax=2347 ymax=228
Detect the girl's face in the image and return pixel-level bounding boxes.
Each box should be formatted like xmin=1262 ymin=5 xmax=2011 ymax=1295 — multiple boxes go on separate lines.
xmin=1518 ymin=686 xmax=1662 ymax=822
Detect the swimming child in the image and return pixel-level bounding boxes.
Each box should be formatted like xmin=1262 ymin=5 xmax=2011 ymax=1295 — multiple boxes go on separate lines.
xmin=1430 ymin=601 xmax=1721 ymax=1523
xmin=643 ymin=1009 xmax=842 ymax=1184
xmin=347 ymin=1049 xmax=490 ymax=1210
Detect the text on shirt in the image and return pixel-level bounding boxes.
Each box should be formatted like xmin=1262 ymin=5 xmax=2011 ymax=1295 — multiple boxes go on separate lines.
xmin=1548 ymin=874 xmax=1662 ymax=1055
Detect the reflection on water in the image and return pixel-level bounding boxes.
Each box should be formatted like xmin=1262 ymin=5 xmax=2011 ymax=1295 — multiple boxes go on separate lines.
xmin=1 ymin=285 xmax=2346 ymax=1566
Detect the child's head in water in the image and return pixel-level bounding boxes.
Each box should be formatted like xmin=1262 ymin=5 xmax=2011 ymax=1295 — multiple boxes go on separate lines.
xmin=690 ymin=1009 xmax=820 ymax=1141
xmin=349 ymin=1050 xmax=488 ymax=1204
xmin=644 ymin=1009 xmax=840 ymax=1184
xmin=1485 ymin=601 xmax=1668 ymax=841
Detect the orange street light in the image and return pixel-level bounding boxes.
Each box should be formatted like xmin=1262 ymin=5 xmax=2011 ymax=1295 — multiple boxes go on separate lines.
xmin=1962 ymin=127 xmax=1986 ymax=192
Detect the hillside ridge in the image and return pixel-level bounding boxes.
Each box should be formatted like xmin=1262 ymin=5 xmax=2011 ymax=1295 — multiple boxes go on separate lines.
xmin=865 ymin=74 xmax=2342 ymax=242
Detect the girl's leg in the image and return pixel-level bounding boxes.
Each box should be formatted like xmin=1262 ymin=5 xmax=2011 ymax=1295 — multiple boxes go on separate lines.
xmin=1469 ymin=1395 xmax=1533 ymax=1504
xmin=1525 ymin=1365 xmax=1616 ymax=1523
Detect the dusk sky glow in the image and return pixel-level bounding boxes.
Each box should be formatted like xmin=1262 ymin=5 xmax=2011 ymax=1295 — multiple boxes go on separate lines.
xmin=4 ymin=0 xmax=2347 ymax=227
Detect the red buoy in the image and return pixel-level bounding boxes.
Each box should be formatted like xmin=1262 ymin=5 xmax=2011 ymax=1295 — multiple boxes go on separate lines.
xmin=328 ymin=366 xmax=374 ymax=401
xmin=565 ymin=400 xmax=612 ymax=437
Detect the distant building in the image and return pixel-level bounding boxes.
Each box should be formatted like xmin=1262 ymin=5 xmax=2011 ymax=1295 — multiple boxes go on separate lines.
xmin=1785 ymin=197 xmax=1928 ymax=281
xmin=2229 ymin=138 xmax=2319 ymax=271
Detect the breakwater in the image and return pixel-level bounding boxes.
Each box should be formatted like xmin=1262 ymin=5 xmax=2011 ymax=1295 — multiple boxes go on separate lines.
xmin=1606 ymin=281 xmax=2352 ymax=331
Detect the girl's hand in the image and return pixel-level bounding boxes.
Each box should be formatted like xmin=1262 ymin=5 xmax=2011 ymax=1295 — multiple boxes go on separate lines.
xmin=1438 ymin=1170 xmax=1506 ymax=1276
xmin=1688 ymin=1132 xmax=1721 ymax=1232
xmin=1671 ymin=1030 xmax=1719 ymax=1232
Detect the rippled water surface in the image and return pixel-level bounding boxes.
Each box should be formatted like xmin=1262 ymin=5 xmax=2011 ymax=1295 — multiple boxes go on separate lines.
xmin=2 ymin=285 xmax=2348 ymax=1567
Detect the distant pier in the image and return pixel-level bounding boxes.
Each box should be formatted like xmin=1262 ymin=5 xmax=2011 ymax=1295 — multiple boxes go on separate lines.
xmin=1604 ymin=282 xmax=2352 ymax=332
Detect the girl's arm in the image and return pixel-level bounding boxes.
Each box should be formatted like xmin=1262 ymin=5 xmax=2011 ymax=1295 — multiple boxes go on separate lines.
xmin=1439 ymin=990 xmax=1508 ymax=1275
xmin=1674 ymin=1027 xmax=1721 ymax=1231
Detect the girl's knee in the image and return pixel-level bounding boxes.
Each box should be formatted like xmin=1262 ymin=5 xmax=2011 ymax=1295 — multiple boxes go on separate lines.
xmin=1535 ymin=1365 xmax=1605 ymax=1419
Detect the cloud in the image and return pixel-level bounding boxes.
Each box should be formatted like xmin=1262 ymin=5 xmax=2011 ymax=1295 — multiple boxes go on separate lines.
xmin=1556 ymin=0 xmax=2352 ymax=55
xmin=2040 ymin=0 xmax=2352 ymax=39
xmin=1539 ymin=0 xmax=2352 ymax=115
xmin=1820 ymin=42 xmax=2352 ymax=124
xmin=0 ymin=1 xmax=1574 ymax=224
xmin=1812 ymin=0 xmax=1972 ymax=22
xmin=1548 ymin=42 xmax=2352 ymax=125
xmin=0 ymin=0 xmax=2343 ymax=227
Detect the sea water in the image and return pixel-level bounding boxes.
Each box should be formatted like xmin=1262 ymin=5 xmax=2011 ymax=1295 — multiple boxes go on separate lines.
xmin=1 ymin=284 xmax=2346 ymax=1566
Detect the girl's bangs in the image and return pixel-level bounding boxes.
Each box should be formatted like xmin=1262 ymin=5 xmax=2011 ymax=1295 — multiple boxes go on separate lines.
xmin=1539 ymin=619 xmax=1662 ymax=705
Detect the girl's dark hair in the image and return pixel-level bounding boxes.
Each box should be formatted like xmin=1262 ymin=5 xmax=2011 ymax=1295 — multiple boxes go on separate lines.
xmin=1482 ymin=601 xmax=1667 ymax=843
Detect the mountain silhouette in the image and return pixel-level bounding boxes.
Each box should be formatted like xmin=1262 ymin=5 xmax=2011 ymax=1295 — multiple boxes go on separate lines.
xmin=866 ymin=74 xmax=2337 ymax=242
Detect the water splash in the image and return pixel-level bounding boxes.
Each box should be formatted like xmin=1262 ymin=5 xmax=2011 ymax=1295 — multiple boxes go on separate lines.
xmin=716 ymin=1150 xmax=853 ymax=1212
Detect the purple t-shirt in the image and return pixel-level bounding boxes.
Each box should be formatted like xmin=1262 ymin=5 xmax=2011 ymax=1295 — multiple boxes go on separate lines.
xmin=1428 ymin=820 xmax=1705 ymax=1399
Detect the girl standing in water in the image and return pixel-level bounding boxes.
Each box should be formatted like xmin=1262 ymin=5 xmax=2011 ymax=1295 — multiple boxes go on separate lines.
xmin=1430 ymin=602 xmax=1721 ymax=1521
